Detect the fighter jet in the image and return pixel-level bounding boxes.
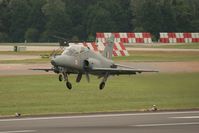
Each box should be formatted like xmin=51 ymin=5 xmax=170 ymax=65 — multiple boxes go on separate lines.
xmin=32 ymin=35 xmax=157 ymax=90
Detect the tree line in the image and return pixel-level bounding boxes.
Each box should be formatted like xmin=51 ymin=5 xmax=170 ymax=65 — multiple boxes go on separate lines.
xmin=0 ymin=0 xmax=199 ymax=42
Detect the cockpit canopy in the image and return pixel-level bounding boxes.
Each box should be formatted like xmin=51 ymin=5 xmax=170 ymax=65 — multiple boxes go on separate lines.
xmin=62 ymin=45 xmax=89 ymax=56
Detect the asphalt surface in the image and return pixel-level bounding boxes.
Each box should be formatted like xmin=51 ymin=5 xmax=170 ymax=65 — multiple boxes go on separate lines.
xmin=0 ymin=63 xmax=51 ymax=76
xmin=0 ymin=55 xmax=40 ymax=61
xmin=0 ymin=111 xmax=199 ymax=133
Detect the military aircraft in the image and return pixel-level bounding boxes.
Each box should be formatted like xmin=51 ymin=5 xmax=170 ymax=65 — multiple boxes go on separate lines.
xmin=32 ymin=35 xmax=157 ymax=90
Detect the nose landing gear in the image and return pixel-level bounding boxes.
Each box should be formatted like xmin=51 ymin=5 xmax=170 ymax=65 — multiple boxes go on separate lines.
xmin=58 ymin=73 xmax=72 ymax=90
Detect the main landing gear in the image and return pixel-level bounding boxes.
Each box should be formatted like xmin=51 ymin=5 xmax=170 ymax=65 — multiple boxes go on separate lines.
xmin=59 ymin=74 xmax=63 ymax=82
xmin=66 ymin=81 xmax=72 ymax=90
xmin=58 ymin=72 xmax=109 ymax=90
xmin=99 ymin=73 xmax=109 ymax=90
xmin=99 ymin=82 xmax=105 ymax=90
xmin=58 ymin=73 xmax=72 ymax=90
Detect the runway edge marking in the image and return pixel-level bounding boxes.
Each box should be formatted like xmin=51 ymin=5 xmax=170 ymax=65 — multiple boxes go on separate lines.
xmin=0 ymin=111 xmax=199 ymax=122
xmin=171 ymin=116 xmax=199 ymax=119
xmin=133 ymin=122 xmax=199 ymax=127
xmin=0 ymin=130 xmax=36 ymax=133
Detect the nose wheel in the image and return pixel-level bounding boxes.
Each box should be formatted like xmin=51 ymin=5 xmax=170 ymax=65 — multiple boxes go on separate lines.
xmin=99 ymin=82 xmax=105 ymax=90
xmin=59 ymin=73 xmax=73 ymax=90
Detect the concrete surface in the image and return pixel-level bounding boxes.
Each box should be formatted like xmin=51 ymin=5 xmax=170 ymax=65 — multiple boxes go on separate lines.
xmin=0 ymin=111 xmax=199 ymax=133
xmin=0 ymin=63 xmax=51 ymax=76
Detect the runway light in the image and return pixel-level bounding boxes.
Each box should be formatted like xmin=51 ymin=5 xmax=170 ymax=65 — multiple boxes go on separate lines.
xmin=15 ymin=113 xmax=21 ymax=117
xmin=151 ymin=105 xmax=158 ymax=111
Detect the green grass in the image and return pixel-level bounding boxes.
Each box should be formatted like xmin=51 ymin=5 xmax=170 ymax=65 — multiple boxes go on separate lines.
xmin=0 ymin=58 xmax=50 ymax=64
xmin=0 ymin=73 xmax=199 ymax=116
xmin=114 ymin=52 xmax=199 ymax=62
xmin=0 ymin=51 xmax=53 ymax=56
xmin=0 ymin=51 xmax=199 ymax=63
xmin=128 ymin=43 xmax=199 ymax=49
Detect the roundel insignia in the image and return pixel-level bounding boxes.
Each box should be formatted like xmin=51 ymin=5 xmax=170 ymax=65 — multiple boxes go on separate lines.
xmin=75 ymin=60 xmax=78 ymax=65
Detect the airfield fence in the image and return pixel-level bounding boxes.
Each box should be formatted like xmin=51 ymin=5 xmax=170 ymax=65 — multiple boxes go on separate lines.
xmin=96 ymin=32 xmax=199 ymax=44
xmin=160 ymin=33 xmax=199 ymax=43
xmin=96 ymin=32 xmax=152 ymax=43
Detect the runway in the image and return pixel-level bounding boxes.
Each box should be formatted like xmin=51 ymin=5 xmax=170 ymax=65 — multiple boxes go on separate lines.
xmin=0 ymin=111 xmax=199 ymax=133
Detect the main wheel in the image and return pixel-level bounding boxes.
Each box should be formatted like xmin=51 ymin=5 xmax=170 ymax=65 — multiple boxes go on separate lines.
xmin=66 ymin=82 xmax=72 ymax=90
xmin=59 ymin=74 xmax=63 ymax=82
xmin=99 ymin=82 xmax=105 ymax=90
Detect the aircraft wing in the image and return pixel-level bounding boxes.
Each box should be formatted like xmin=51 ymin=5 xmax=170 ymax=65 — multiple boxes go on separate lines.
xmin=29 ymin=68 xmax=54 ymax=72
xmin=30 ymin=68 xmax=79 ymax=74
xmin=91 ymin=68 xmax=158 ymax=75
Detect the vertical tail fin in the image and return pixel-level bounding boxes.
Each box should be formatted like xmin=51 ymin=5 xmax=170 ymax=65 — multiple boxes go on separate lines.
xmin=102 ymin=34 xmax=114 ymax=59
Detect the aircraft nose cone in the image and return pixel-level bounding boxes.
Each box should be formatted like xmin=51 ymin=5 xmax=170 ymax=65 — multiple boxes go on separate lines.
xmin=51 ymin=59 xmax=56 ymax=66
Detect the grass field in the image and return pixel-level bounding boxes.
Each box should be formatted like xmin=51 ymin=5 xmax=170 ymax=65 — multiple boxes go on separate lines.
xmin=0 ymin=73 xmax=199 ymax=116
xmin=0 ymin=51 xmax=52 ymax=55
xmin=0 ymin=51 xmax=199 ymax=64
xmin=0 ymin=58 xmax=50 ymax=64
xmin=114 ymin=51 xmax=199 ymax=62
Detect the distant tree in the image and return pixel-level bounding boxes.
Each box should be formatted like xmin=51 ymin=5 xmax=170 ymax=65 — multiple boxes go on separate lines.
xmin=86 ymin=0 xmax=132 ymax=36
xmin=133 ymin=0 xmax=163 ymax=39
xmin=8 ymin=0 xmax=31 ymax=42
xmin=27 ymin=0 xmax=46 ymax=34
xmin=131 ymin=0 xmax=199 ymax=39
xmin=0 ymin=0 xmax=199 ymax=42
xmin=71 ymin=35 xmax=79 ymax=42
xmin=41 ymin=0 xmax=72 ymax=42
xmin=174 ymin=0 xmax=192 ymax=31
xmin=0 ymin=0 xmax=10 ymax=42
xmin=87 ymin=34 xmax=95 ymax=42
xmin=25 ymin=28 xmax=39 ymax=42
xmin=0 ymin=32 xmax=8 ymax=42
xmin=39 ymin=31 xmax=50 ymax=42
xmin=160 ymin=0 xmax=177 ymax=32
xmin=86 ymin=3 xmax=116 ymax=35
xmin=189 ymin=0 xmax=199 ymax=31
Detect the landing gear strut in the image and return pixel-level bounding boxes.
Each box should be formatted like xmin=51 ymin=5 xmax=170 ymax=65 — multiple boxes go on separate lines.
xmin=99 ymin=72 xmax=109 ymax=90
xmin=59 ymin=72 xmax=72 ymax=90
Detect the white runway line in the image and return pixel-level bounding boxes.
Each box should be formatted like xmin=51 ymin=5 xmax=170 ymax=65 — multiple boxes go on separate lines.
xmin=0 ymin=111 xmax=199 ymax=122
xmin=133 ymin=122 xmax=199 ymax=127
xmin=171 ymin=116 xmax=199 ymax=119
xmin=0 ymin=130 xmax=36 ymax=133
